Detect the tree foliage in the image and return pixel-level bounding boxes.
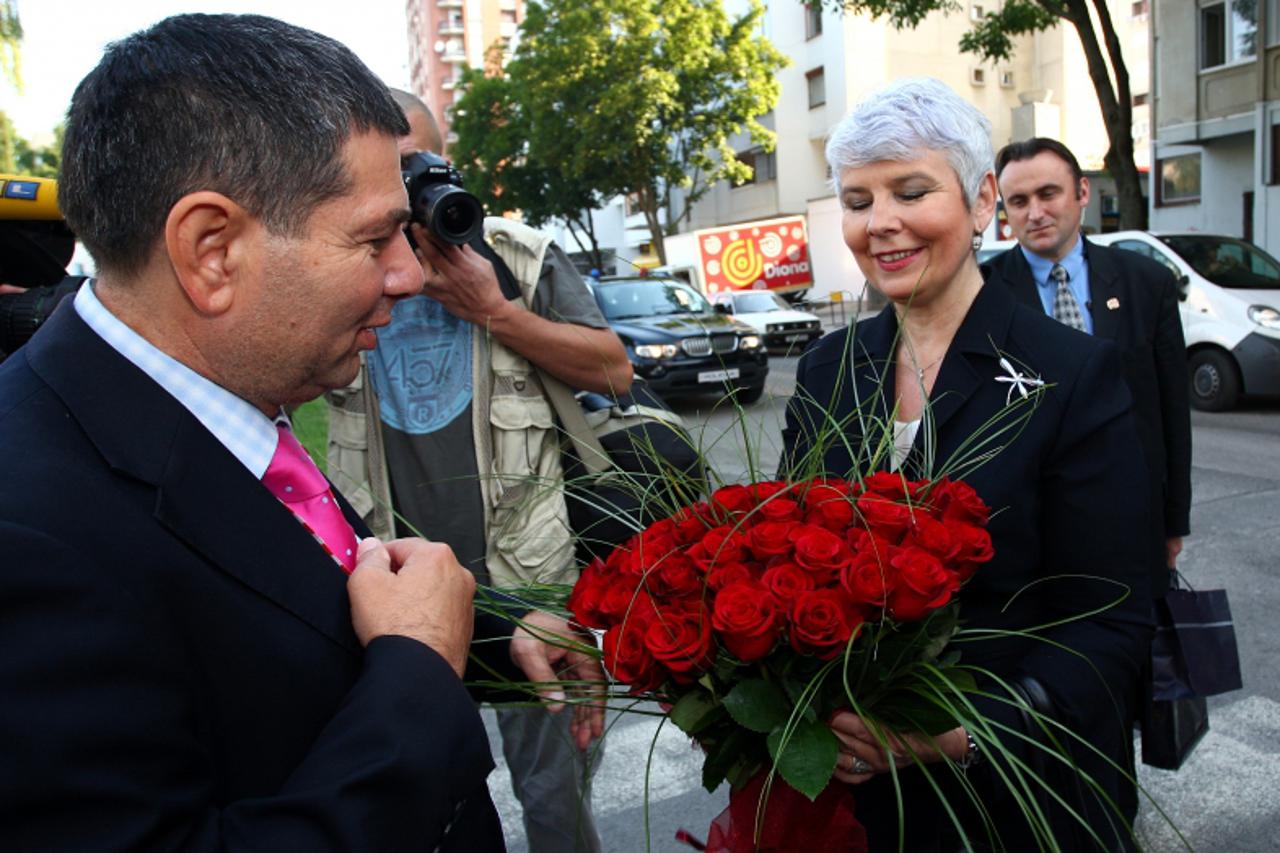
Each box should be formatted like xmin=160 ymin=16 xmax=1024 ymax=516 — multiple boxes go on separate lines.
xmin=1 ymin=0 xmax=21 ymax=91
xmin=450 ymin=0 xmax=787 ymax=265
xmin=808 ymin=0 xmax=1148 ymax=229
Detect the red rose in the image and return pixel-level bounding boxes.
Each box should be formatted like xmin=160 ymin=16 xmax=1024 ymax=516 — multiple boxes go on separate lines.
xmin=599 ymin=583 xmax=659 ymax=626
xmin=792 ymin=523 xmax=855 ymax=582
xmin=645 ymin=607 xmax=716 ymax=681
xmin=758 ymin=496 xmax=801 ymax=523
xmin=712 ymin=580 xmax=783 ymax=662
xmin=803 ymin=496 xmax=855 ymax=532
xmin=603 ymin=620 xmax=663 ymax=693
xmin=699 ymin=525 xmax=752 ymax=564
xmin=750 ymin=480 xmax=789 ymax=502
xmin=567 ymin=557 xmax=612 ymax=628
xmin=672 ymin=503 xmax=712 ymax=544
xmin=859 ymin=471 xmax=911 ymax=498
xmin=840 ymin=546 xmax=895 ymax=608
xmin=761 ymin=560 xmax=816 ymax=608
xmin=648 ymin=551 xmax=705 ymax=599
xmin=789 ymin=589 xmax=863 ymax=659
xmin=949 ymin=522 xmax=994 ymax=580
xmin=887 ymin=547 xmax=959 ymax=621
xmin=711 ymin=484 xmax=755 ymax=518
xmin=803 ymin=477 xmax=854 ymax=499
xmin=746 ymin=520 xmax=799 ymax=561
xmin=855 ymin=491 xmax=914 ymax=542
xmin=706 ymin=559 xmax=757 ymax=591
xmin=906 ymin=513 xmax=958 ymax=560
xmin=931 ymin=478 xmax=990 ymax=526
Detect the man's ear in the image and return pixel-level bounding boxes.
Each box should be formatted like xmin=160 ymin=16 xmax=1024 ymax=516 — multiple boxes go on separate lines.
xmin=1077 ymin=176 xmax=1091 ymax=206
xmin=163 ymin=191 xmax=255 ymax=316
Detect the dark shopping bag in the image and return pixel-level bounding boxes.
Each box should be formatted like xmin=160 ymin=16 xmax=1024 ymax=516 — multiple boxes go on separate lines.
xmin=1152 ymin=574 xmax=1243 ymax=701
xmin=1141 ymin=690 xmax=1209 ymax=770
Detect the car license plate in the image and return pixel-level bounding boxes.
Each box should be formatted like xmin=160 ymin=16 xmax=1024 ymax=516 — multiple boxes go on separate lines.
xmin=784 ymin=334 xmax=808 ymax=342
xmin=698 ymin=368 xmax=740 ymax=383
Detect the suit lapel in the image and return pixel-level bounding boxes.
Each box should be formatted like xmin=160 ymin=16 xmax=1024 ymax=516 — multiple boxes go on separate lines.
xmin=29 ymin=307 xmax=361 ymax=654
xmin=1082 ymin=238 xmax=1122 ymax=341
xmin=985 ymin=247 xmax=1043 ymax=313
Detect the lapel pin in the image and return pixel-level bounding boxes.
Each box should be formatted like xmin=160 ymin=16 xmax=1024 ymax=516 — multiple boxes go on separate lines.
xmin=1106 ymin=297 xmax=1120 ymax=310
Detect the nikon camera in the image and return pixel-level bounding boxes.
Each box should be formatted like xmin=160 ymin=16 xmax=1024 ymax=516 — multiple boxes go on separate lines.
xmin=401 ymin=151 xmax=484 ymax=246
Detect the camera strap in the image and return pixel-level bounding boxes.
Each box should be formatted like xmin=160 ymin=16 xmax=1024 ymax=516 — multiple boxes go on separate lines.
xmin=468 ymin=236 xmax=524 ymax=303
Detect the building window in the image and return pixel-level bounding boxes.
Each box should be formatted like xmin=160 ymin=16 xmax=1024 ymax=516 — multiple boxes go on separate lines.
xmin=999 ymin=69 xmax=1014 ymax=88
xmin=970 ymin=3 xmax=986 ymax=22
xmin=1201 ymin=1 xmax=1257 ymax=70
xmin=733 ymin=148 xmax=778 ymax=186
xmin=805 ymin=3 xmax=822 ymax=39
xmin=1158 ymin=153 xmax=1202 ymax=205
xmin=970 ymin=67 xmax=986 ymax=87
xmin=1133 ymin=92 xmax=1149 ymax=106
xmin=807 ymin=68 xmax=826 ymax=109
xmin=1132 ymin=0 xmax=1149 ymax=16
xmin=1270 ymin=125 xmax=1280 ymax=184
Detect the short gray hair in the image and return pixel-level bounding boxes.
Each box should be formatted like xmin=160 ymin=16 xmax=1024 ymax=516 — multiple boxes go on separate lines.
xmin=825 ymin=78 xmax=993 ymax=207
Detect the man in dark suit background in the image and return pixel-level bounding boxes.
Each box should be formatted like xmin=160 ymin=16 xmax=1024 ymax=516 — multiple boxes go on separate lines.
xmin=0 ymin=14 xmax=601 ymax=851
xmin=987 ymin=138 xmax=1192 ymax=599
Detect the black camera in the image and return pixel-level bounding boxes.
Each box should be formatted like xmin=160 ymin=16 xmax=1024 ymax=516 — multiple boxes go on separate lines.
xmin=401 ymin=151 xmax=484 ymax=246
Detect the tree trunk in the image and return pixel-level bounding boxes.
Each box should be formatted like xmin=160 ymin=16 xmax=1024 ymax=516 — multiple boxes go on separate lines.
xmin=1059 ymin=0 xmax=1148 ymax=229
xmin=639 ymin=186 xmax=667 ymax=265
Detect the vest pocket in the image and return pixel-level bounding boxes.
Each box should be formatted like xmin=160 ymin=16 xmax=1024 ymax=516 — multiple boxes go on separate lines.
xmin=487 ymin=383 xmax=574 ymax=585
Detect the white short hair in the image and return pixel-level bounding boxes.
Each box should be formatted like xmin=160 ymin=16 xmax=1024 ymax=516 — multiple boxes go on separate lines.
xmin=826 ymin=78 xmax=993 ymax=207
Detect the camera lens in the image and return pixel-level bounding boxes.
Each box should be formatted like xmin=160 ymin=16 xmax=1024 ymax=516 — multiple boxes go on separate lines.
xmin=424 ymin=187 xmax=484 ymax=245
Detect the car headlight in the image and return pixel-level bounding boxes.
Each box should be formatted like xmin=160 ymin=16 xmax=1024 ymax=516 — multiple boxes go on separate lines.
xmin=1248 ymin=305 xmax=1280 ymax=330
xmin=634 ymin=343 xmax=678 ymax=359
xmin=740 ymin=335 xmax=762 ymax=350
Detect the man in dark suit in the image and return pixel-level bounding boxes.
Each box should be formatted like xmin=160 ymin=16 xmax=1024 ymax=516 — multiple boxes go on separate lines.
xmin=0 ymin=14 xmax=601 ymax=851
xmin=987 ymin=138 xmax=1192 ymax=599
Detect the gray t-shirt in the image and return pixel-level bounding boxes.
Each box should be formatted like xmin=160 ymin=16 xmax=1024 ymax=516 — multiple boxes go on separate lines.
xmin=366 ymin=243 xmax=606 ymax=584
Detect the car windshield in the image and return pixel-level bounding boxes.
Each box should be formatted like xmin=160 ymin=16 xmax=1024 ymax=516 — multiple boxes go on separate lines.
xmin=732 ymin=292 xmax=789 ymax=313
xmin=594 ymin=279 xmax=712 ymax=320
xmin=1161 ymin=235 xmax=1280 ymax=290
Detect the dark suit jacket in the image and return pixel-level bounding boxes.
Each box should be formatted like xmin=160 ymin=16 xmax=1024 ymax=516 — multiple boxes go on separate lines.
xmin=781 ymin=281 xmax=1152 ymax=850
xmin=0 ymin=305 xmax=517 ymax=852
xmin=983 ymin=239 xmax=1191 ymax=596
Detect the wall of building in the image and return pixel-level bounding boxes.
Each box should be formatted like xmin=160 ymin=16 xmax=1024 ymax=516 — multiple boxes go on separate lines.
xmin=1151 ymin=133 xmax=1254 ymax=235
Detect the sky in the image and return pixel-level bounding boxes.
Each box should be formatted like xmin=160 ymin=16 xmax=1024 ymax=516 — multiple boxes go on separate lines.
xmin=2 ymin=0 xmax=412 ymax=139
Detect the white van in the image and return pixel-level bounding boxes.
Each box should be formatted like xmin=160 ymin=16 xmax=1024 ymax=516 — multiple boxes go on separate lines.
xmin=979 ymin=232 xmax=1280 ymax=411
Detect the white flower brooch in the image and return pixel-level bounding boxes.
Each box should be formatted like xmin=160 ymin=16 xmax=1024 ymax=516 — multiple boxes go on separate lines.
xmin=994 ymin=356 xmax=1046 ymax=405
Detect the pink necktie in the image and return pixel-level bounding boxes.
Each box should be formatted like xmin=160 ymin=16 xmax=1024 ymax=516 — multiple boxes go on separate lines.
xmin=262 ymin=422 xmax=358 ymax=573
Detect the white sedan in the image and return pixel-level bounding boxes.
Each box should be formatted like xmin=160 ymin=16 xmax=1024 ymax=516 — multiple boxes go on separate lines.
xmin=709 ymin=290 xmax=823 ymax=353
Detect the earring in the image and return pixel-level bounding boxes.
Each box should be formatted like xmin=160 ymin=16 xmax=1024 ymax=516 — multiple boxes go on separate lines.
xmin=971 ymin=233 xmax=983 ymax=252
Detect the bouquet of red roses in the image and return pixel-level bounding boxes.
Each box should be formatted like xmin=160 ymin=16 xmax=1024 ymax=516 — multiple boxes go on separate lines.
xmin=567 ymin=471 xmax=994 ymax=852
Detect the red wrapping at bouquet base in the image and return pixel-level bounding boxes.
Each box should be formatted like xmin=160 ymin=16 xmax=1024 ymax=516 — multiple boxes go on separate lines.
xmin=702 ymin=773 xmax=867 ymax=853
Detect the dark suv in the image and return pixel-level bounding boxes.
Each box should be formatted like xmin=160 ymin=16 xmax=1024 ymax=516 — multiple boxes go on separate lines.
xmin=589 ymin=276 xmax=769 ymax=403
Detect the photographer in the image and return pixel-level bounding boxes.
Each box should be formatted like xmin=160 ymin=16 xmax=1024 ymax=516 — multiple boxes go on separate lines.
xmin=326 ymin=90 xmax=631 ymax=853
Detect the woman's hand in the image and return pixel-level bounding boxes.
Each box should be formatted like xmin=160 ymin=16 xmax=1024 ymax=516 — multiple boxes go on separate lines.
xmin=830 ymin=710 xmax=969 ymax=784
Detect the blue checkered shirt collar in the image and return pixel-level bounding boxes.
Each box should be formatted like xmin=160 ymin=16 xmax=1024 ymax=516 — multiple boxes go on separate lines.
xmin=73 ymin=281 xmax=282 ymax=478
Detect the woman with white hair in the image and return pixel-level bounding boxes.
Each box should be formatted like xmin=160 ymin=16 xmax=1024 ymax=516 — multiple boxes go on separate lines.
xmin=781 ymin=78 xmax=1151 ymax=850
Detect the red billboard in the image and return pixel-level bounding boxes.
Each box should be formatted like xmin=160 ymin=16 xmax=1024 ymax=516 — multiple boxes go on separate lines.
xmin=695 ymin=215 xmax=813 ymax=295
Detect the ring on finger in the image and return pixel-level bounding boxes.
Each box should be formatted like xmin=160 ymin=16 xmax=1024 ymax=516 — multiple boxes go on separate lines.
xmin=851 ymin=757 xmax=873 ymax=775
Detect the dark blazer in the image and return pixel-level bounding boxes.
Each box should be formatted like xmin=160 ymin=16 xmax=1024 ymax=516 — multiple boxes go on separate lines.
xmin=781 ymin=281 xmax=1152 ymax=851
xmin=0 ymin=305 xmax=517 ymax=852
xmin=983 ymin=239 xmax=1191 ymax=596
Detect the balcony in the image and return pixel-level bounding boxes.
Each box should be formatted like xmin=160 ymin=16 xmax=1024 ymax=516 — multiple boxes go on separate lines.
xmin=438 ymin=0 xmax=463 ymax=8
xmin=439 ymin=18 xmax=464 ymax=36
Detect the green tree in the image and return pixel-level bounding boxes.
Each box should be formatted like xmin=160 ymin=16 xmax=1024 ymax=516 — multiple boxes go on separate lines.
xmin=0 ymin=0 xmax=20 ymax=91
xmin=807 ymin=0 xmax=1148 ymax=229
xmin=451 ymin=0 xmax=787 ymax=264
xmin=13 ymin=121 xmax=61 ymax=177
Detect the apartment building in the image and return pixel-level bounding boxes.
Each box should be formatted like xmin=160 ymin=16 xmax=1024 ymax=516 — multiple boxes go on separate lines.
xmin=664 ymin=0 xmax=1153 ymax=299
xmin=405 ymin=0 xmax=522 ymax=146
xmin=1149 ymin=0 xmax=1280 ymax=248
